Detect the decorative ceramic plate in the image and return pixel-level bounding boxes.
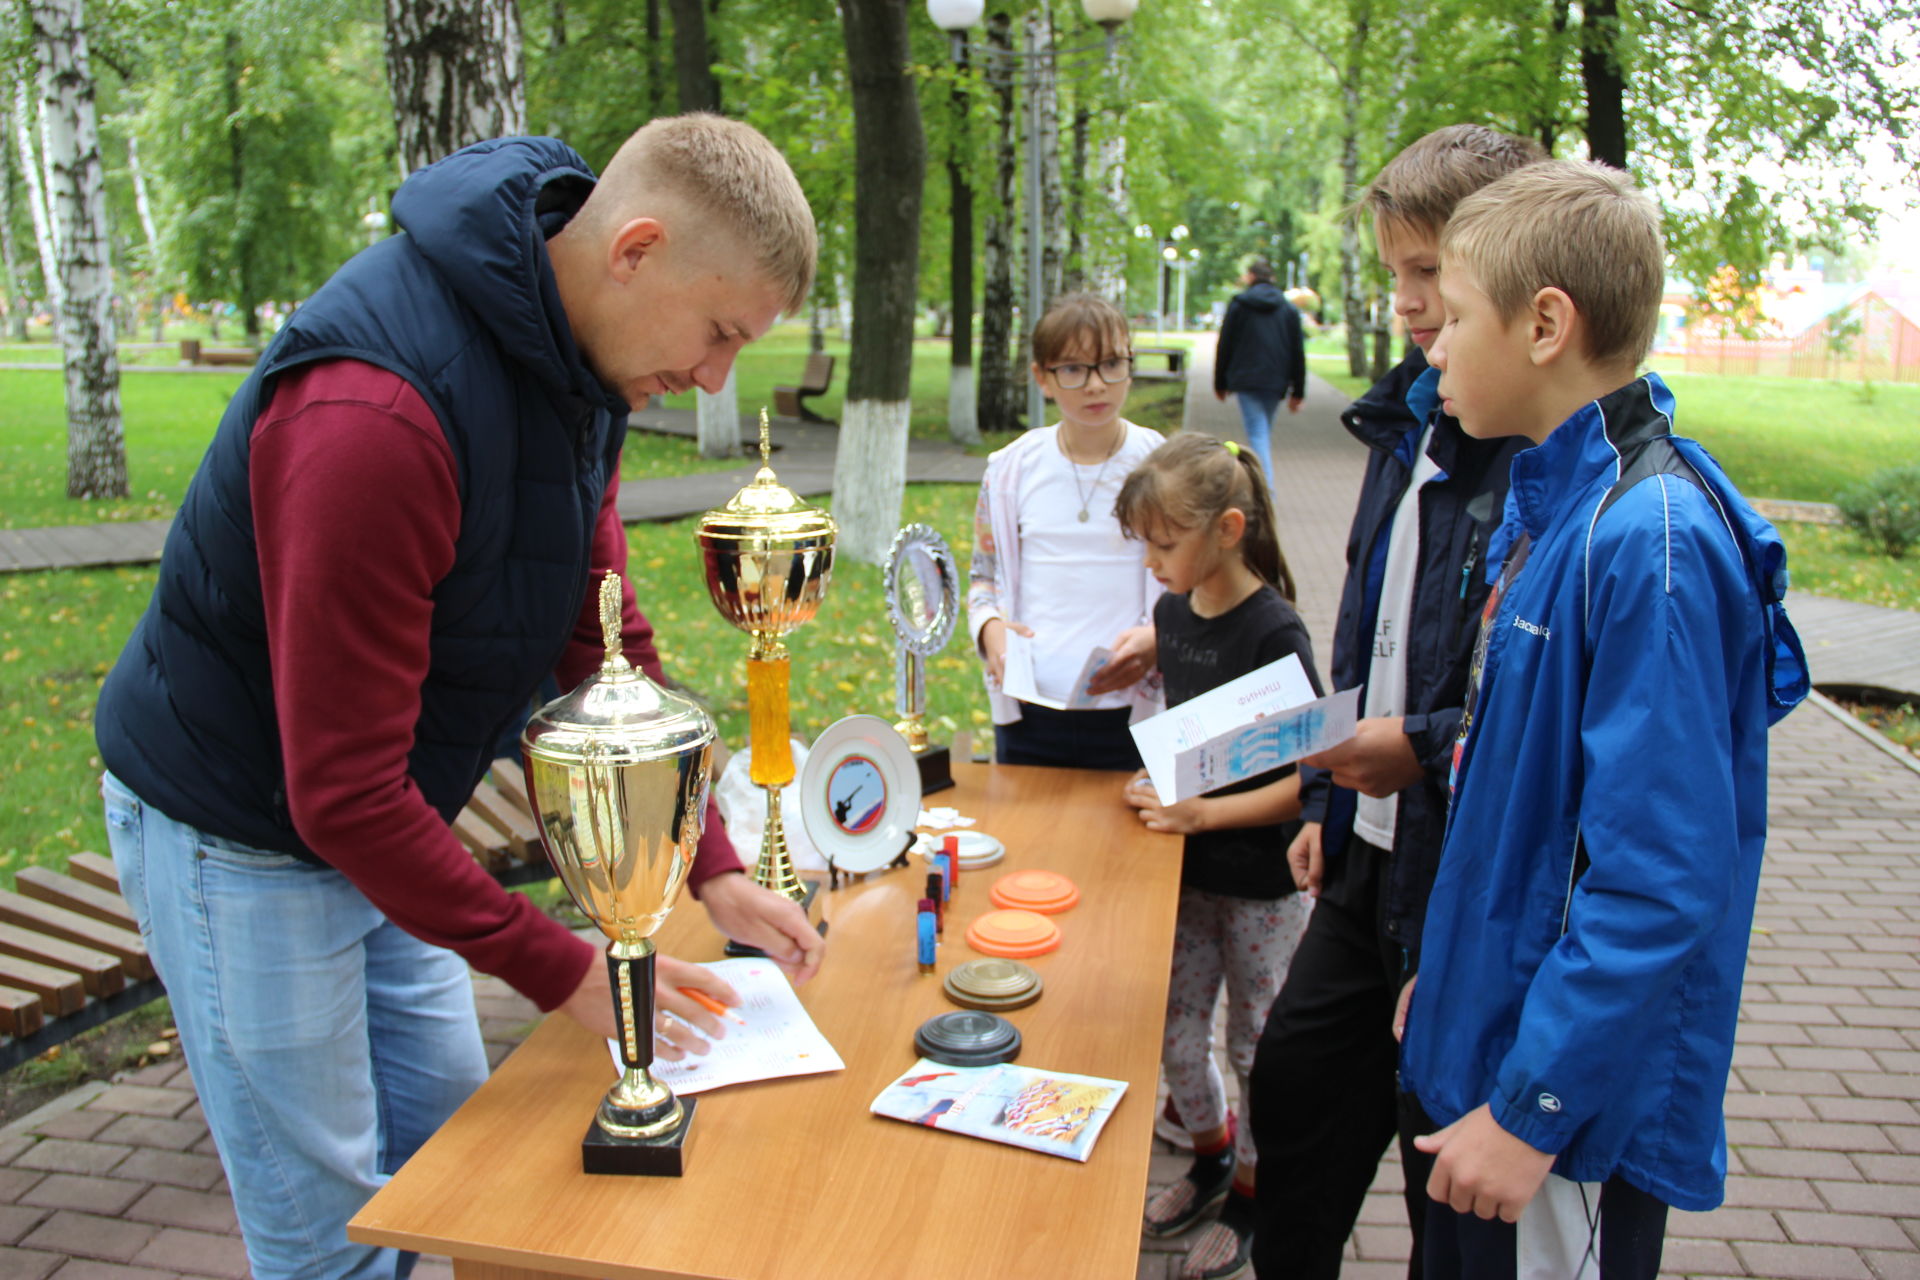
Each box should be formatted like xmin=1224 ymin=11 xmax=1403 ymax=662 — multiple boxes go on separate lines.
xmin=798 ymin=714 xmax=924 ymax=874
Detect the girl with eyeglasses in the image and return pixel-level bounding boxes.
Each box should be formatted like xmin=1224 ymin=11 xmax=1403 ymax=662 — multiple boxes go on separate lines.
xmin=965 ymin=292 xmax=1165 ymax=768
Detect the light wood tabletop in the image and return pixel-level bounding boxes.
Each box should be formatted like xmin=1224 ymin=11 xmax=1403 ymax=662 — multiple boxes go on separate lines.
xmin=349 ymin=761 xmax=1181 ymax=1280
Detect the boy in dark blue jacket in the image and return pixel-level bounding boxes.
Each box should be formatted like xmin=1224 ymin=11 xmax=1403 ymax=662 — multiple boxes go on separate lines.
xmin=1403 ymin=160 xmax=1808 ymax=1277
xmin=1249 ymin=125 xmax=1541 ymax=1280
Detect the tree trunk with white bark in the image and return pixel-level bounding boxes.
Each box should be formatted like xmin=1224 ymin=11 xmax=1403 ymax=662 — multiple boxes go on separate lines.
xmin=696 ymin=367 xmax=740 ymax=459
xmin=0 ymin=103 xmax=27 ymax=341
xmin=13 ymin=80 xmax=60 ymax=327
xmin=30 ymin=0 xmax=126 ymax=499
xmin=384 ymin=0 xmax=526 ymax=175
xmin=833 ymin=0 xmax=926 ymax=566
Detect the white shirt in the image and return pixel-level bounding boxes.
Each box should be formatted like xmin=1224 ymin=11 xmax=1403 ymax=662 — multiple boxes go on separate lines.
xmin=1015 ymin=425 xmax=1159 ymax=707
xmin=1354 ymin=424 xmax=1441 ymax=849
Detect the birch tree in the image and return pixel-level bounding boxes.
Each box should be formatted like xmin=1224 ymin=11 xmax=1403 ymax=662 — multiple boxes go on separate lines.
xmin=384 ymin=0 xmax=526 ymax=174
xmin=832 ymin=0 xmax=925 ymax=565
xmin=12 ymin=79 xmax=59 ymax=324
xmin=29 ymin=0 xmax=125 ymax=498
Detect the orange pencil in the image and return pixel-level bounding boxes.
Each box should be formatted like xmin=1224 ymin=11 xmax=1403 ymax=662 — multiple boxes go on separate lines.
xmin=677 ymin=986 xmax=747 ymax=1025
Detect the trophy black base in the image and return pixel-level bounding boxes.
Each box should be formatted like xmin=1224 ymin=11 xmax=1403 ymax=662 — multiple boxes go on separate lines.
xmin=725 ymin=878 xmax=826 ymax=957
xmin=581 ymin=1097 xmax=698 ymax=1176
xmin=915 ymin=743 xmax=954 ymax=795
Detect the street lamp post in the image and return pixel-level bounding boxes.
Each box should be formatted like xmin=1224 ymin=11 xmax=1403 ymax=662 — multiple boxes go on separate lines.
xmin=928 ymin=0 xmax=1140 ymax=432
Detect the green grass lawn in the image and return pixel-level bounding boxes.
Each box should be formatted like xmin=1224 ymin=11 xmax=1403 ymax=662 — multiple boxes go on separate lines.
xmin=0 ymin=484 xmax=993 ymax=888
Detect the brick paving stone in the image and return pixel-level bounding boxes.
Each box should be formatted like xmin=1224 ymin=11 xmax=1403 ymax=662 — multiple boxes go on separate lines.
xmin=17 ymin=1213 xmax=158 ymax=1265
xmin=128 ymin=1227 xmax=249 ymax=1279
xmin=1350 ymin=1225 xmax=1412 ymax=1261
xmin=114 ymin=1062 xmax=184 ymax=1089
xmin=1671 ymin=1207 xmax=1786 ymax=1241
xmin=1778 ymin=1210 xmax=1915 ymax=1249
xmin=22 ymin=1113 xmax=113 ymax=1143
xmin=0 ymin=1135 xmax=31 ymax=1165
xmin=1659 ymin=1236 xmax=1745 ymax=1275
xmin=1853 ymin=1154 xmax=1920 ymax=1184
xmin=44 ymin=1262 xmax=177 ymax=1280
xmin=1851 ymin=1073 xmax=1920 ymax=1101
xmin=1862 ymin=1251 xmax=1920 ymax=1279
xmin=1735 ymin=1020 xmax=1816 ymax=1045
xmin=1810 ymin=1097 xmax=1919 ymax=1125
xmin=10 ymin=1141 xmax=132 ymax=1179
xmin=1775 ymin=1122 xmax=1901 ymax=1153
xmin=88 ymin=1114 xmax=204 ymax=1152
xmin=1823 ymin=1180 xmax=1920 ymax=1216
xmin=0 ymin=1168 xmax=45 ymax=1204
xmin=1727 ymin=1118 xmax=1783 ymax=1146
xmin=1739 ymin=1068 xmax=1850 ymax=1096
xmin=0 ymin=1248 xmax=62 ymax=1280
xmin=83 ymin=1087 xmax=191 ymax=1121
xmin=1742 ymin=1147 xmax=1868 ymax=1181
xmin=1779 ymin=1046 xmax=1883 ymax=1071
xmin=121 ymin=1186 xmax=238 ymax=1236
xmin=1727 ymin=1091 xmax=1819 ymax=1120
xmin=17 ymin=1176 xmax=145 ymax=1217
xmin=0 ymin=1207 xmax=52 ymax=1249
xmin=111 ymin=1148 xmax=224 ymax=1191
xmin=1732 ymin=1240 xmax=1876 ymax=1278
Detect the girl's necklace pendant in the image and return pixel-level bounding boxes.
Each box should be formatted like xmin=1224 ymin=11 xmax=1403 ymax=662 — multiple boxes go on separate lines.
xmin=1077 ymin=509 xmax=1090 ymax=523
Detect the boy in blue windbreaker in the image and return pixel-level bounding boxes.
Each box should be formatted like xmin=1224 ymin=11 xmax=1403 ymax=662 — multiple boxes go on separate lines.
xmin=1400 ymin=160 xmax=1809 ymax=1277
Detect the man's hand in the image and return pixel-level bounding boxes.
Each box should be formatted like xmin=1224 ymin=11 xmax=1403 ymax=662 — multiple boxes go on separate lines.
xmin=1414 ymin=1103 xmax=1555 ymax=1223
xmin=1086 ymin=625 xmax=1157 ymax=696
xmin=980 ymin=617 xmax=1032 ymax=686
xmin=557 ymin=951 xmax=738 ymax=1061
xmin=1214 ymin=388 xmax=1228 ymax=402
xmin=1287 ymin=396 xmax=1304 ymax=414
xmin=1302 ymin=716 xmax=1423 ymax=798
xmin=697 ymin=871 xmax=825 ymax=984
xmin=1287 ymin=821 xmax=1324 ymax=894
xmin=1124 ymin=772 xmax=1210 ymax=834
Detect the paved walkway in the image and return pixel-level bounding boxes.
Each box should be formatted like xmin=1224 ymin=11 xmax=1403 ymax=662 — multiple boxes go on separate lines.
xmin=2 ymin=341 xmax=1917 ymax=1279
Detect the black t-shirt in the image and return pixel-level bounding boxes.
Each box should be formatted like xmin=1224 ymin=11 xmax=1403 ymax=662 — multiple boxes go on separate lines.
xmin=1156 ymin=583 xmax=1324 ymax=899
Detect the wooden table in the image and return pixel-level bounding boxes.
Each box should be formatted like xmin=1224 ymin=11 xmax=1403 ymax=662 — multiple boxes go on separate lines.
xmin=349 ymin=762 xmax=1180 ymax=1279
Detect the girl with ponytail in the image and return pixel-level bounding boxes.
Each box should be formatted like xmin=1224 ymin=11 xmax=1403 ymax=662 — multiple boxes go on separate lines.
xmin=1113 ymin=432 xmax=1323 ymax=1279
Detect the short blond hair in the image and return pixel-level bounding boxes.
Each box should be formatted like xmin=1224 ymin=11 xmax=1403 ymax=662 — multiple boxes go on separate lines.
xmin=1441 ymin=160 xmax=1665 ymax=367
xmin=589 ymin=113 xmax=817 ymax=314
xmin=1362 ymin=125 xmax=1547 ymax=240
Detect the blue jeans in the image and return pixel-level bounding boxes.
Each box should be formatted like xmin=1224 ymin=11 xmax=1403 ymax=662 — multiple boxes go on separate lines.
xmin=1233 ymin=391 xmax=1282 ymax=484
xmin=102 ymin=772 xmax=488 ymax=1280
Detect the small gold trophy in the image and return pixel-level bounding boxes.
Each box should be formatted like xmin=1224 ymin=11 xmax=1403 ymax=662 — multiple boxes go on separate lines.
xmin=696 ymin=410 xmax=835 ymax=932
xmin=522 ymin=573 xmax=716 ymax=1176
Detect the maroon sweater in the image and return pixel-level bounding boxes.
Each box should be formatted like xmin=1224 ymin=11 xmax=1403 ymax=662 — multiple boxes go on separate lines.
xmin=249 ymin=360 xmax=742 ymax=1011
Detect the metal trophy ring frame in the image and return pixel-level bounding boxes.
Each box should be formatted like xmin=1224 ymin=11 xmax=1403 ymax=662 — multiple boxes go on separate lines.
xmin=885 ymin=524 xmax=960 ymax=792
xmin=885 ymin=524 xmax=960 ymax=660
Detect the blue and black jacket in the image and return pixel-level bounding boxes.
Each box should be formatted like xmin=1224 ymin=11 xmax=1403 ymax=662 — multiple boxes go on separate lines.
xmin=1400 ymin=373 xmax=1808 ymax=1210
xmin=1300 ymin=349 xmax=1528 ymax=961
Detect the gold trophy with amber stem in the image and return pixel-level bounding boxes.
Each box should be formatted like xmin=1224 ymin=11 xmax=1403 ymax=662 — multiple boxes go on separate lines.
xmin=696 ymin=410 xmax=836 ymax=942
xmin=522 ymin=573 xmax=716 ymax=1176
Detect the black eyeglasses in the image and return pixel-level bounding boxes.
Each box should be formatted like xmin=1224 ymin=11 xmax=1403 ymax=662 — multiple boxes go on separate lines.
xmin=1045 ymin=356 xmax=1134 ymax=389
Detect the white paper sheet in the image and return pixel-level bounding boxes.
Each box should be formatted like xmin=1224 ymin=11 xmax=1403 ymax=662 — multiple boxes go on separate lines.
xmin=1129 ymin=652 xmax=1318 ymax=800
xmin=606 ymin=957 xmax=843 ymax=1096
xmin=1002 ymin=631 xmax=1112 ymax=711
xmin=1171 ymin=685 xmax=1362 ymax=798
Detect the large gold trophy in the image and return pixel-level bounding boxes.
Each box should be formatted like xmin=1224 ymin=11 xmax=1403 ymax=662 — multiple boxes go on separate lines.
xmin=696 ymin=410 xmax=835 ymax=933
xmin=522 ymin=573 xmax=716 ymax=1176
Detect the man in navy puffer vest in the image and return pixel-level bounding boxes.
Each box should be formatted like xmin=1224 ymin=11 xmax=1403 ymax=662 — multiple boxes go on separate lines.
xmin=95 ymin=115 xmax=823 ymax=1280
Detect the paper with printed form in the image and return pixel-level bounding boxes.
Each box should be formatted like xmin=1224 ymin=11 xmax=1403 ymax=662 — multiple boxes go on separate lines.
xmin=1130 ymin=653 xmax=1356 ymax=802
xmin=1001 ymin=630 xmax=1112 ymax=711
xmin=606 ymin=957 xmax=843 ymax=1096
xmin=1171 ymin=685 xmax=1361 ymax=799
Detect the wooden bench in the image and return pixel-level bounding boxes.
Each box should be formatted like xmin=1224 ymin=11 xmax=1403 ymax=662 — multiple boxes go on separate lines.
xmin=1 ymin=759 xmax=552 ymax=1074
xmin=772 ymin=353 xmax=836 ymax=424
xmin=179 ymin=338 xmax=260 ymax=367
xmin=1132 ymin=345 xmax=1187 ymax=382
